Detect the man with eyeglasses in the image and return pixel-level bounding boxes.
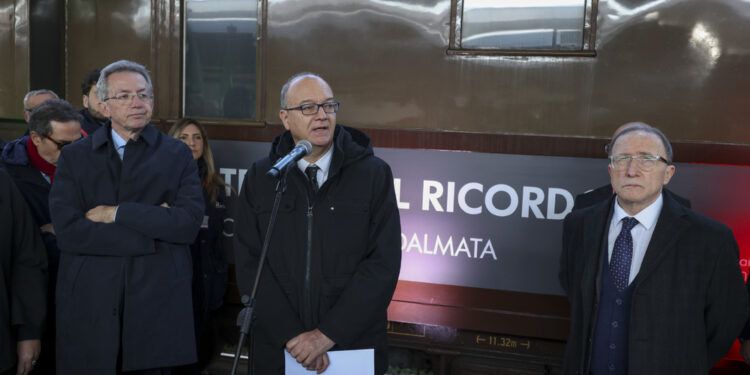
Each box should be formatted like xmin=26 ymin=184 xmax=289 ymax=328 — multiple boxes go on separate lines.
xmin=559 ymin=125 xmax=748 ymax=375
xmin=49 ymin=60 xmax=204 ymax=374
xmin=234 ymin=73 xmax=401 ymax=374
xmin=573 ymin=122 xmax=690 ymax=210
xmin=0 ymin=98 xmax=81 ymax=374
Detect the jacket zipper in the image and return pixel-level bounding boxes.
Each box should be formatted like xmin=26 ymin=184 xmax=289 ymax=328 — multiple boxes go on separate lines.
xmin=305 ymin=199 xmax=313 ymax=327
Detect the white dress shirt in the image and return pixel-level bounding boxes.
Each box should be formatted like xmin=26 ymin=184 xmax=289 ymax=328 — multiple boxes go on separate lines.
xmin=607 ymin=193 xmax=664 ymax=286
xmin=297 ymin=144 xmax=333 ymax=188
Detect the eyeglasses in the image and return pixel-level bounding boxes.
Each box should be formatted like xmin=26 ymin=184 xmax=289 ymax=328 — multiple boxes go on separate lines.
xmin=44 ymin=135 xmax=79 ymax=150
xmin=283 ymin=101 xmax=340 ymax=115
xmin=610 ymin=154 xmax=670 ymax=171
xmin=104 ymin=92 xmax=153 ymax=104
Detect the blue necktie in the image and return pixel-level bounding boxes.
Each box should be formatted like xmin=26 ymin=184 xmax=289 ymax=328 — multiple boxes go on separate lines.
xmin=610 ymin=217 xmax=638 ymax=291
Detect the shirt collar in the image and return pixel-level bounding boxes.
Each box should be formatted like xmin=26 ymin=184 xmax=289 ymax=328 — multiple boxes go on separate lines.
xmin=92 ymin=122 xmax=156 ymax=150
xmin=613 ymin=192 xmax=664 ymax=230
xmin=111 ymin=128 xmax=127 ymax=150
xmin=297 ymin=144 xmax=333 ymax=174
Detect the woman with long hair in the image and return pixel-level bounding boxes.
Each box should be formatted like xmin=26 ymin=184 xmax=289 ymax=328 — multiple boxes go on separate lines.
xmin=168 ymin=118 xmax=229 ymax=374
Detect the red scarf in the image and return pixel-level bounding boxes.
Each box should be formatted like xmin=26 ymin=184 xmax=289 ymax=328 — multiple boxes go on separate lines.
xmin=26 ymin=137 xmax=56 ymax=184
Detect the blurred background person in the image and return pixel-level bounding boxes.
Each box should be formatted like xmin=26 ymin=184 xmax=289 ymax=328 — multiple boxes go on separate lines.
xmin=23 ymin=90 xmax=58 ymax=124
xmin=168 ymin=118 xmax=229 ymax=375
xmin=78 ymin=69 xmax=107 ymax=135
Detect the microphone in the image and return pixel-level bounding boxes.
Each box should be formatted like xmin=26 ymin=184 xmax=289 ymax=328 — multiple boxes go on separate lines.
xmin=266 ymin=140 xmax=312 ymax=178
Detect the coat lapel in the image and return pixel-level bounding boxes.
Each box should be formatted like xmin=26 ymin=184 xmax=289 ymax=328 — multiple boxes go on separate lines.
xmin=580 ymin=198 xmax=614 ymax=314
xmin=631 ymin=191 xmax=690 ymax=289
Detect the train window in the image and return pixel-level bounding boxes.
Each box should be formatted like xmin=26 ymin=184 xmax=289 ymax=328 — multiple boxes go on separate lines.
xmin=449 ymin=0 xmax=597 ymax=55
xmin=183 ymin=0 xmax=258 ymax=119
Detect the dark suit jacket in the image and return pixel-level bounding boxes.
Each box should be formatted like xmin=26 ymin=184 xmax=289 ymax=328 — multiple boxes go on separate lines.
xmin=574 ymin=184 xmax=691 ymax=210
xmin=559 ymin=191 xmax=749 ymax=374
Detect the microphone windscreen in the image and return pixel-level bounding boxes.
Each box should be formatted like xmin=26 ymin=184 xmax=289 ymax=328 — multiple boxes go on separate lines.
xmin=296 ymin=140 xmax=312 ymax=155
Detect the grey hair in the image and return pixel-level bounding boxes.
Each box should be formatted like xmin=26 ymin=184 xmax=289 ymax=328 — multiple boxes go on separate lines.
xmin=23 ymin=89 xmax=59 ymax=109
xmin=608 ymin=125 xmax=674 ymax=163
xmin=96 ymin=60 xmax=153 ymax=101
xmin=280 ymin=72 xmax=325 ymax=108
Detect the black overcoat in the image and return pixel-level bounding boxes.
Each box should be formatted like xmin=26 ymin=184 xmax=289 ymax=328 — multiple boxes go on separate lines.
xmin=0 ymin=169 xmax=47 ymax=373
xmin=49 ymin=124 xmax=204 ymax=374
xmin=234 ymin=125 xmax=402 ymax=374
xmin=559 ymin=190 xmax=749 ymax=374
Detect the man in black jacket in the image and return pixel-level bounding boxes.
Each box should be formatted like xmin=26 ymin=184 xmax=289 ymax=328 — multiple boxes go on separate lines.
xmin=234 ymin=73 xmax=401 ymax=374
xmin=78 ymin=69 xmax=107 ymax=135
xmin=0 ymin=169 xmax=47 ymax=375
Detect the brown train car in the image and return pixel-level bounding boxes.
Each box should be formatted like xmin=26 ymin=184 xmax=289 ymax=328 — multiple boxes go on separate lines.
xmin=1 ymin=1 xmax=749 ymax=374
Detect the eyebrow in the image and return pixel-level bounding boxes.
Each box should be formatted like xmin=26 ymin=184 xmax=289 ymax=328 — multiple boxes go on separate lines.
xmin=297 ymin=97 xmax=335 ymax=104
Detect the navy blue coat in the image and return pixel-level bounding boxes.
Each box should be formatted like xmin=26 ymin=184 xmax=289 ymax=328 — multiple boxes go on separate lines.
xmin=0 ymin=137 xmax=60 ymax=274
xmin=49 ymin=124 xmax=204 ymax=374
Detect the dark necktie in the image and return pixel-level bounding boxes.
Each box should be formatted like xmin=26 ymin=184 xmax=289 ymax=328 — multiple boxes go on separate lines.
xmin=610 ymin=217 xmax=638 ymax=291
xmin=305 ymin=164 xmax=319 ymax=194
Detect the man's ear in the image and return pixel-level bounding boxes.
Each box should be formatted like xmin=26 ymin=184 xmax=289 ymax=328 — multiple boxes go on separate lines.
xmin=29 ymin=131 xmax=43 ymax=147
xmin=98 ymin=101 xmax=111 ymax=118
xmin=280 ymin=110 xmax=290 ymax=130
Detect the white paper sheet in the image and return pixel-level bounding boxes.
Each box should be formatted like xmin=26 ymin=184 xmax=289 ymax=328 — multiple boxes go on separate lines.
xmin=284 ymin=349 xmax=374 ymax=375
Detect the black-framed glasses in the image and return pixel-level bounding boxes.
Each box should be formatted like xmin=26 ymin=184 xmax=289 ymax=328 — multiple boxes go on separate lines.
xmin=283 ymin=101 xmax=340 ymax=115
xmin=610 ymin=154 xmax=670 ymax=171
xmin=104 ymin=92 xmax=153 ymax=104
xmin=44 ymin=135 xmax=79 ymax=150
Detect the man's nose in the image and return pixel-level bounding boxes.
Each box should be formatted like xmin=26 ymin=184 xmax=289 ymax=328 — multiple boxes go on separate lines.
xmin=130 ymin=95 xmax=146 ymax=107
xmin=625 ymin=160 xmax=640 ymax=176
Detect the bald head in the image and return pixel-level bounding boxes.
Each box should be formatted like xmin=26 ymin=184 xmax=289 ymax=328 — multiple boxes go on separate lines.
xmin=280 ymin=72 xmax=327 ymax=109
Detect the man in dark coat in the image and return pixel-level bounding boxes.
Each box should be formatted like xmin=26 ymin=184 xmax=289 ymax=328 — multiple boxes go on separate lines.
xmin=78 ymin=68 xmax=107 ymax=136
xmin=0 ymin=99 xmax=82 ymax=374
xmin=49 ymin=60 xmax=204 ymax=374
xmin=234 ymin=73 xmax=401 ymax=375
xmin=559 ymin=125 xmax=748 ymax=375
xmin=0 ymin=169 xmax=47 ymax=375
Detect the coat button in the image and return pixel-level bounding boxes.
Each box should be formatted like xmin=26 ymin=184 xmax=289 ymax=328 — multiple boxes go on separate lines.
xmin=611 ymin=321 xmax=618 ymax=328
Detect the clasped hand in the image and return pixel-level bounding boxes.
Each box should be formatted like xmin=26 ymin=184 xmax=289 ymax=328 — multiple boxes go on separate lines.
xmin=286 ymin=329 xmax=335 ymax=374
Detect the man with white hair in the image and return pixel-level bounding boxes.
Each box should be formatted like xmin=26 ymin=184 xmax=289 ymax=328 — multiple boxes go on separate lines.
xmin=49 ymin=60 xmax=203 ymax=374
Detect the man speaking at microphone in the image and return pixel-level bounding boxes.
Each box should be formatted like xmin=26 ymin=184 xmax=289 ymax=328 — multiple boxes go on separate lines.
xmin=234 ymin=72 xmax=401 ymax=374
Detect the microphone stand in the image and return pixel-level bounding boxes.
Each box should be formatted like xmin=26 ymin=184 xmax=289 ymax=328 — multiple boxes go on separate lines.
xmin=231 ymin=167 xmax=289 ymax=375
